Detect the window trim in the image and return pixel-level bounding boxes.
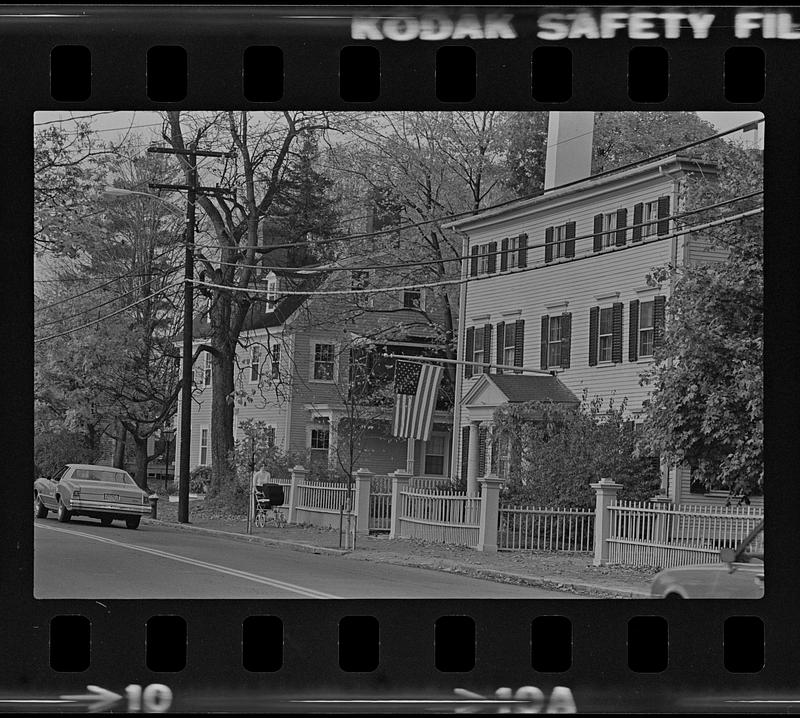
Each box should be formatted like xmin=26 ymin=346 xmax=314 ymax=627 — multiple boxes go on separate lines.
xmin=311 ymin=341 xmax=337 ymax=383
xmin=547 ymin=315 xmax=563 ymax=369
xmin=199 ymin=426 xmax=209 ymax=466
xmin=597 ymin=306 xmax=614 ymax=364
xmin=249 ymin=344 xmax=261 ymax=383
xmin=638 ymin=299 xmax=656 ymax=358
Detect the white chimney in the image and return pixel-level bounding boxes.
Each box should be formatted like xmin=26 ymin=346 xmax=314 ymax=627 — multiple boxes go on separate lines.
xmin=544 ymin=111 xmax=595 ymax=190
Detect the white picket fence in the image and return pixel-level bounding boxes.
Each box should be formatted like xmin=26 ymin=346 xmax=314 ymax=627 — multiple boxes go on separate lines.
xmin=606 ymin=500 xmax=764 ymax=567
xmin=296 ymin=480 xmax=350 ymax=514
xmin=397 ymin=490 xmax=481 ymax=547
xmin=498 ymin=506 xmax=594 ymax=553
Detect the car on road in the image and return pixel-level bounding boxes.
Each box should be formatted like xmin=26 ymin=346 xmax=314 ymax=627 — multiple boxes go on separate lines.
xmin=34 ymin=464 xmax=151 ymax=529
xmin=650 ymin=519 xmax=764 ymax=599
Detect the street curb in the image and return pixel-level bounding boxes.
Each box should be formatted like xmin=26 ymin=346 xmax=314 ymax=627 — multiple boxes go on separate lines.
xmin=346 ymin=553 xmax=651 ymax=598
xmin=142 ymin=518 xmax=650 ymax=597
xmin=141 ymin=518 xmax=350 ymax=556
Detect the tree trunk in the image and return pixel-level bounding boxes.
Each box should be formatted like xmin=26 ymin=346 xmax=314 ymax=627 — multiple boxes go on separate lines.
xmin=112 ymin=420 xmax=127 ymax=468
xmin=209 ymin=349 xmax=235 ymax=496
xmin=132 ymin=434 xmax=150 ymax=492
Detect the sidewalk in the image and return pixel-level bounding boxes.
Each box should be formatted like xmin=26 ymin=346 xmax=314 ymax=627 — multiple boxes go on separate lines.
xmin=145 ymin=499 xmax=656 ymax=598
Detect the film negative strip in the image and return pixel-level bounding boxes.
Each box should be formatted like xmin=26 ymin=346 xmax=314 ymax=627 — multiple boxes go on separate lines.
xmin=4 ymin=3 xmax=796 ymax=713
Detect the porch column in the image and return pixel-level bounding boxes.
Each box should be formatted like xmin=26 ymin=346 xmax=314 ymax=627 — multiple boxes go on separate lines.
xmin=466 ymin=421 xmax=481 ymax=497
xmin=406 ymin=438 xmax=416 ymax=475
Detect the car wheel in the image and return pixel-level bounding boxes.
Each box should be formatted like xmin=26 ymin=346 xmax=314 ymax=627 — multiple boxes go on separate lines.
xmin=125 ymin=516 xmax=141 ymax=530
xmin=100 ymin=516 xmax=114 ymax=527
xmin=34 ymin=493 xmax=48 ymax=519
xmin=56 ymin=498 xmax=71 ymax=523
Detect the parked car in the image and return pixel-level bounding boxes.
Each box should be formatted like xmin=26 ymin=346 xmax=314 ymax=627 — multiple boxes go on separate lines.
xmin=34 ymin=464 xmax=150 ymax=529
xmin=650 ymin=519 xmax=764 ymax=599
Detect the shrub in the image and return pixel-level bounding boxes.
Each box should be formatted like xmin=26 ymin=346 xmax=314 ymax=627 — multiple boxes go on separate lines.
xmin=189 ymin=465 xmax=212 ymax=494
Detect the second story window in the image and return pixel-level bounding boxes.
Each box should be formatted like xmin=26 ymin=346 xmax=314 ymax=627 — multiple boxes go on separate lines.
xmin=642 ymin=200 xmax=660 ymax=238
xmin=271 ymin=344 xmax=281 ymax=380
xmin=351 ymin=270 xmax=370 ymax=290
xmin=547 ymin=315 xmax=563 ymax=368
xmin=472 ymin=326 xmax=486 ymax=371
xmin=478 ymin=244 xmax=491 ymax=274
xmin=403 ymin=289 xmax=422 ymax=309
xmin=540 ymin=313 xmax=572 ymax=371
xmin=470 ymin=242 xmax=498 ymax=276
xmin=249 ymin=345 xmax=261 ymax=382
xmin=638 ymin=300 xmax=655 ymax=357
xmin=313 ymin=342 xmax=335 ymax=381
xmin=589 ymin=303 xmax=623 ymax=366
xmin=602 ymin=212 xmax=617 ymax=248
xmin=203 ymin=353 xmax=212 ymax=387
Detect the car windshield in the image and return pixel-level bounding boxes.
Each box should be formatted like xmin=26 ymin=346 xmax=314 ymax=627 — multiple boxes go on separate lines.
xmin=71 ymin=468 xmax=136 ymax=485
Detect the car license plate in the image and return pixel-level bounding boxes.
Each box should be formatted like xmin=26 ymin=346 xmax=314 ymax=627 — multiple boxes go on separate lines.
xmin=104 ymin=494 xmax=119 ymax=501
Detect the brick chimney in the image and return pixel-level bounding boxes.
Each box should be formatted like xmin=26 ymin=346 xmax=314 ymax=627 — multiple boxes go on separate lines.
xmin=544 ymin=111 xmax=595 ymax=191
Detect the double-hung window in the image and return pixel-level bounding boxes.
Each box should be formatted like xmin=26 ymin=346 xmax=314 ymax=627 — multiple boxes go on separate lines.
xmin=506 ymin=236 xmax=520 ymax=269
xmin=309 ymin=427 xmax=330 ymax=469
xmin=271 ymin=344 xmax=281 ymax=379
xmin=472 ymin=326 xmax=485 ymax=372
xmin=403 ymin=289 xmax=422 ymax=309
xmin=249 ymin=345 xmax=261 ymax=383
xmin=424 ymin=435 xmax=446 ymax=475
xmin=602 ymin=212 xmax=617 ymax=248
xmin=478 ymin=244 xmax=491 ymax=274
xmin=199 ymin=427 xmax=209 ymax=465
xmin=598 ymin=307 xmax=614 ymax=362
xmin=547 ymin=316 xmax=563 ymax=368
xmin=642 ymin=200 xmax=660 ymax=238
xmin=203 ymin=353 xmax=212 ymax=387
xmin=553 ymin=224 xmax=569 ymax=259
xmin=502 ymin=323 xmax=516 ymax=366
xmin=313 ymin=343 xmax=335 ymax=381
xmin=638 ymin=300 xmax=655 ymax=357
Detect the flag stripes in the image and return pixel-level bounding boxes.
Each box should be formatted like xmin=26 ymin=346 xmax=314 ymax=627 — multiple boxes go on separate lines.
xmin=392 ymin=360 xmax=444 ymax=441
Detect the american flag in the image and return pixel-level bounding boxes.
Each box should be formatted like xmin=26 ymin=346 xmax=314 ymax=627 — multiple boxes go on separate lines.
xmin=391 ymin=360 xmax=444 ymax=441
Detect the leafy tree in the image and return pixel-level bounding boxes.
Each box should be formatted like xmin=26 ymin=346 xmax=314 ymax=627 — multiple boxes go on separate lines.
xmin=492 ymin=394 xmax=661 ymax=509
xmin=161 ymin=111 xmax=337 ymax=495
xmin=638 ymin=140 xmax=763 ymax=495
xmin=502 ymin=111 xmax=716 ymax=197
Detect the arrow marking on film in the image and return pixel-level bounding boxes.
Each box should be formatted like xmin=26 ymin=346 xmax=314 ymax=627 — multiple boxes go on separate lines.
xmin=59 ymin=686 xmax=122 ymax=713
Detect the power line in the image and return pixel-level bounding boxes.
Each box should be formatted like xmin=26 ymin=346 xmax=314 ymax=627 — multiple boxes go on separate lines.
xmin=190 ymin=206 xmax=763 ymax=299
xmin=34 ymin=281 xmax=183 ymax=344
xmin=191 ymin=190 xmax=763 ymax=275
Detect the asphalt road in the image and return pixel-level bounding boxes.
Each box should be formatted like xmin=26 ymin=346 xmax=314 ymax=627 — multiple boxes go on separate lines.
xmin=34 ymin=517 xmax=573 ymax=599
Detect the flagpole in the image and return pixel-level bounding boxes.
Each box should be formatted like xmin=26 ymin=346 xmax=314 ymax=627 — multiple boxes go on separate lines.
xmin=382 ymin=353 xmax=554 ymax=377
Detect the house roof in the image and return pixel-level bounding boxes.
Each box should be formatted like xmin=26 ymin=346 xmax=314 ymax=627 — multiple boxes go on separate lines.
xmin=463 ymin=373 xmax=580 ymax=407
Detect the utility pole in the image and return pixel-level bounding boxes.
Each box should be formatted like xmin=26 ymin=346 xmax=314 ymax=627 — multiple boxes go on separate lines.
xmin=148 ymin=145 xmax=235 ymax=523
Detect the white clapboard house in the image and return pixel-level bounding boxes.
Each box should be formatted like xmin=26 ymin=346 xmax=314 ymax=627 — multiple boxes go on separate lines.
xmin=448 ymin=112 xmax=759 ymax=507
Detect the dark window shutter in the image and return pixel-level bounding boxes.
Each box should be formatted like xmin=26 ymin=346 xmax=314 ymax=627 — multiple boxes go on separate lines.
xmin=518 ymin=233 xmax=528 ymax=267
xmin=496 ymin=321 xmax=505 ymax=373
xmin=611 ymin=302 xmax=623 ymax=363
xmin=478 ymin=426 xmax=487 ymax=476
xmin=487 ymin=241 xmax=497 ymax=274
xmin=565 ymin=221 xmax=576 ymax=258
xmin=632 ymin=203 xmax=644 ymax=242
xmin=464 ymin=326 xmax=474 ymax=378
xmin=657 ymin=196 xmax=670 ymax=236
xmin=615 ymin=208 xmax=628 ymax=246
xmin=482 ymin=323 xmax=492 ymax=373
xmin=629 ymin=300 xmax=640 ymax=361
xmin=460 ymin=425 xmax=470 ymax=483
xmin=545 ymin=226 xmax=554 ymax=263
xmin=540 ymin=315 xmax=549 ymax=370
xmin=588 ymin=307 xmax=599 ymax=366
xmin=514 ymin=319 xmax=525 ymax=373
xmin=500 ymin=238 xmax=508 ymax=272
xmin=561 ymin=312 xmax=572 ymax=369
xmin=470 ymin=246 xmax=479 ymax=277
xmin=653 ymin=295 xmax=667 ymax=348
xmin=593 ymin=214 xmax=603 ymax=252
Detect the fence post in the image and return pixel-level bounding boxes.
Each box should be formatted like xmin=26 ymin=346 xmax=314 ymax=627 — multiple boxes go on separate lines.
xmin=476 ymin=474 xmax=503 ymax=552
xmin=590 ymin=477 xmax=623 ymax=566
xmin=354 ymin=468 xmax=373 ymax=535
xmin=288 ymin=465 xmax=307 ymax=525
xmin=389 ymin=470 xmax=411 ymax=539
